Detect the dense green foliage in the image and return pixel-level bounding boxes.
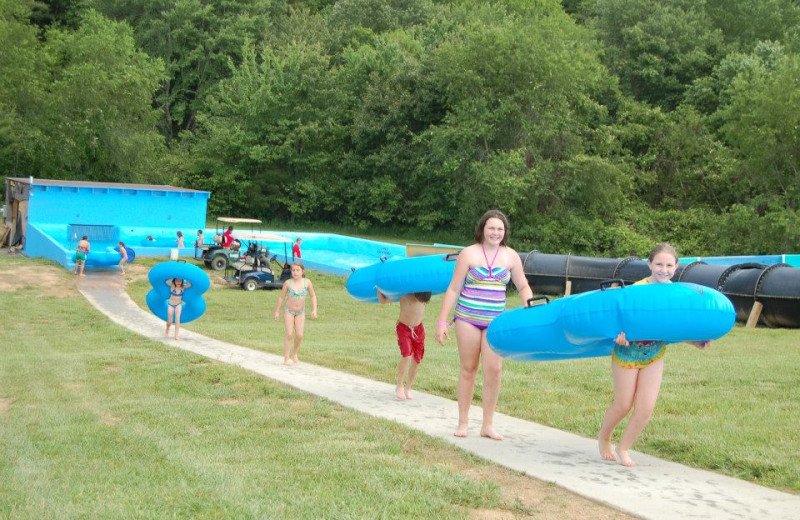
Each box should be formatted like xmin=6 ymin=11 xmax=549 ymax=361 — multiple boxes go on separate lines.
xmin=3 ymin=0 xmax=800 ymax=255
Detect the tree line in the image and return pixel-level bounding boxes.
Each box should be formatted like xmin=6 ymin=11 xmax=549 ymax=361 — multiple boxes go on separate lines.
xmin=2 ymin=0 xmax=799 ymax=256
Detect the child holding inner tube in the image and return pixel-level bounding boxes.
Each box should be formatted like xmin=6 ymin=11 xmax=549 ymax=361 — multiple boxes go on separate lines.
xmin=165 ymin=278 xmax=192 ymax=340
xmin=273 ymin=261 xmax=318 ymax=365
xmin=377 ymin=290 xmax=432 ymax=401
xmin=597 ymin=242 xmax=712 ymax=467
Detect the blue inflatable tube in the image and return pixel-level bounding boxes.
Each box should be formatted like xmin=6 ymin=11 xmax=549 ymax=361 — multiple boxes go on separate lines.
xmin=346 ymin=254 xmax=457 ymax=303
xmin=345 ymin=262 xmax=383 ymax=303
xmin=146 ymin=261 xmax=210 ymax=323
xmin=562 ymin=282 xmax=735 ymax=344
xmin=488 ymin=297 xmax=613 ymax=361
xmin=114 ymin=246 xmax=136 ymax=263
xmin=375 ymin=254 xmax=457 ymax=299
xmin=487 ymin=282 xmax=735 ymax=361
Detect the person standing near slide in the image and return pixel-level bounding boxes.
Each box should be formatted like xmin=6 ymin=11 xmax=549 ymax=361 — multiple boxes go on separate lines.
xmin=435 ymin=209 xmax=532 ymax=440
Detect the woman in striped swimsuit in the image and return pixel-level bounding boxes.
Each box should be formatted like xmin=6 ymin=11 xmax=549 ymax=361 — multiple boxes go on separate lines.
xmin=436 ymin=209 xmax=533 ymax=440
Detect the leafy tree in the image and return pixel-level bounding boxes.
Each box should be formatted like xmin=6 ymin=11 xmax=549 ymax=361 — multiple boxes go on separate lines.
xmin=90 ymin=0 xmax=288 ymax=142
xmin=188 ymin=39 xmax=347 ymax=217
xmin=0 ymin=0 xmax=49 ymax=177
xmin=717 ymin=51 xmax=800 ymax=211
xmin=0 ymin=5 xmax=166 ymax=183
xmin=703 ymin=0 xmax=800 ymax=51
xmin=418 ymin=4 xmax=628 ymax=235
xmin=583 ymin=0 xmax=724 ymax=110
xmin=29 ymin=0 xmax=87 ymax=29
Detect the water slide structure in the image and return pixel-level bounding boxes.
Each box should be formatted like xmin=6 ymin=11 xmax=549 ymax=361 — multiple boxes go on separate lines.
xmin=520 ymin=251 xmax=800 ymax=328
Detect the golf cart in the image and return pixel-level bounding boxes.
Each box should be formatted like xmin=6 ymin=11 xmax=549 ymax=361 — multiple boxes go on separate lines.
xmin=197 ymin=217 xmax=262 ymax=271
xmin=223 ymin=233 xmax=293 ymax=291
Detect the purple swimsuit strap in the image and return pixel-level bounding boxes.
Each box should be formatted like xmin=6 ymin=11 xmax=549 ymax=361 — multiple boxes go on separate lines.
xmin=481 ymin=245 xmax=501 ymax=279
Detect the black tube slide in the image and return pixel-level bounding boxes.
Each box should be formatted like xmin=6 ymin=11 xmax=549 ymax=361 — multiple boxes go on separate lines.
xmin=521 ymin=251 xmax=800 ymax=328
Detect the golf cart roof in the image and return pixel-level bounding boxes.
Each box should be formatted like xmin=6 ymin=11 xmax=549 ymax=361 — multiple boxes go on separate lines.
xmin=217 ymin=217 xmax=262 ymax=224
xmin=236 ymin=233 xmax=292 ymax=242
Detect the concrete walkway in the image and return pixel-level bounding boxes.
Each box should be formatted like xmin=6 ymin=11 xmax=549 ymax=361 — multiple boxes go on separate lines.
xmin=77 ymin=273 xmax=800 ymax=520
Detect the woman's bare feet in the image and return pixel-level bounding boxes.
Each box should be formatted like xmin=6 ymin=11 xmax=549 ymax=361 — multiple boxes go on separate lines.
xmin=395 ymin=387 xmax=406 ymax=400
xmin=404 ymin=388 xmax=413 ymax=400
xmin=293 ymin=354 xmax=300 ymax=364
xmin=480 ymin=427 xmax=504 ymax=441
xmin=283 ymin=359 xmax=293 ymax=366
xmin=598 ymin=436 xmax=617 ymax=461
xmin=616 ymin=448 xmax=636 ymax=467
xmin=454 ymin=424 xmax=469 ymax=438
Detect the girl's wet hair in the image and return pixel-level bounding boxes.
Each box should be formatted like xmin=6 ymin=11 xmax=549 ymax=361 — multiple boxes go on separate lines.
xmin=648 ymin=242 xmax=678 ymax=262
xmin=474 ymin=209 xmax=510 ymax=246
xmin=177 ymin=231 xmax=183 ymax=237
xmin=172 ymin=278 xmax=184 ymax=285
xmin=81 ymin=235 xmax=88 ymax=240
xmin=119 ymin=241 xmax=125 ymax=248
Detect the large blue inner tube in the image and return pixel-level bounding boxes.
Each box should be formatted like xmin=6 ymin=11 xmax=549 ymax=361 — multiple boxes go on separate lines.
xmin=488 ymin=282 xmax=735 ymax=362
xmin=146 ymin=261 xmax=210 ymax=323
xmin=346 ymin=254 xmax=457 ymax=303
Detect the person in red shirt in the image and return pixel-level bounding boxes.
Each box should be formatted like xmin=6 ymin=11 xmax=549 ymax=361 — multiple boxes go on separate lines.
xmin=222 ymin=226 xmax=234 ymax=248
xmin=292 ymin=237 xmax=302 ymax=259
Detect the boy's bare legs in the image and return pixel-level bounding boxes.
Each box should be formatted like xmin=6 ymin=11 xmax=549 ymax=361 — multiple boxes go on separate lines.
xmin=395 ymin=356 xmax=411 ymax=399
xmin=404 ymin=359 xmax=419 ymax=399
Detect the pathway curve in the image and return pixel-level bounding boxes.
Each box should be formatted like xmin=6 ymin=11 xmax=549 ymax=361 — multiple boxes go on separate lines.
xmin=77 ymin=273 xmax=800 ymax=520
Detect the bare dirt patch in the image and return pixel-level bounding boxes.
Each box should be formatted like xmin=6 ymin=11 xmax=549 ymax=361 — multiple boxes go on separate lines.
xmin=0 ymin=265 xmax=77 ymax=298
xmin=0 ymin=398 xmax=13 ymax=414
xmin=123 ymin=262 xmax=150 ymax=284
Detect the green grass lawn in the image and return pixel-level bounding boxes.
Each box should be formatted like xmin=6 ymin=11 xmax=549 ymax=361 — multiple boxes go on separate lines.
xmin=124 ymin=256 xmax=800 ymax=493
xmin=0 ymin=254 xmax=636 ymax=520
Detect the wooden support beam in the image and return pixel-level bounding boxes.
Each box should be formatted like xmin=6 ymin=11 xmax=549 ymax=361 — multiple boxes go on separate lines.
xmin=564 ymin=280 xmax=572 ymax=296
xmin=745 ymin=301 xmax=764 ymax=329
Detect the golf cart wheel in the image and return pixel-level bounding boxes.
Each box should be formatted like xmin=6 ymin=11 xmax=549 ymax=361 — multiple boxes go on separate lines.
xmin=211 ymin=255 xmax=228 ymax=271
xmin=242 ymin=278 xmax=259 ymax=291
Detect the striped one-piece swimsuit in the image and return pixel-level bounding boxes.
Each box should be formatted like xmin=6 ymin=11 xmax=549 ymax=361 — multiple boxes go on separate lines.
xmin=453 ymin=266 xmax=511 ymax=329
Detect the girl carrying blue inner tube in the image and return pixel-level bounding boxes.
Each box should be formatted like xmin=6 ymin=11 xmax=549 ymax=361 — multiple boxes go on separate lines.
xmin=165 ymin=278 xmax=192 ymax=340
xmin=597 ymin=242 xmax=712 ymax=468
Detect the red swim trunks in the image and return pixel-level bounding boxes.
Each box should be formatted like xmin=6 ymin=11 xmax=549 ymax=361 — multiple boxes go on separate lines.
xmin=396 ymin=322 xmax=425 ymax=363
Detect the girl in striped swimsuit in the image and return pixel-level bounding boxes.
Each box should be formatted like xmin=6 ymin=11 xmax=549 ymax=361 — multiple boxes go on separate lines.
xmin=436 ymin=209 xmax=533 ymax=440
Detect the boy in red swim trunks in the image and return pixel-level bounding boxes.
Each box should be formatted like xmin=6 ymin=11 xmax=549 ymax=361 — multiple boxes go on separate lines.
xmin=378 ymin=290 xmax=432 ymax=400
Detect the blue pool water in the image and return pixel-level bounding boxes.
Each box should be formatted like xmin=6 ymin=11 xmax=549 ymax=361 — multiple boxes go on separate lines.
xmin=238 ymin=231 xmax=406 ymax=275
xmin=35 ymin=222 xmax=406 ymax=274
